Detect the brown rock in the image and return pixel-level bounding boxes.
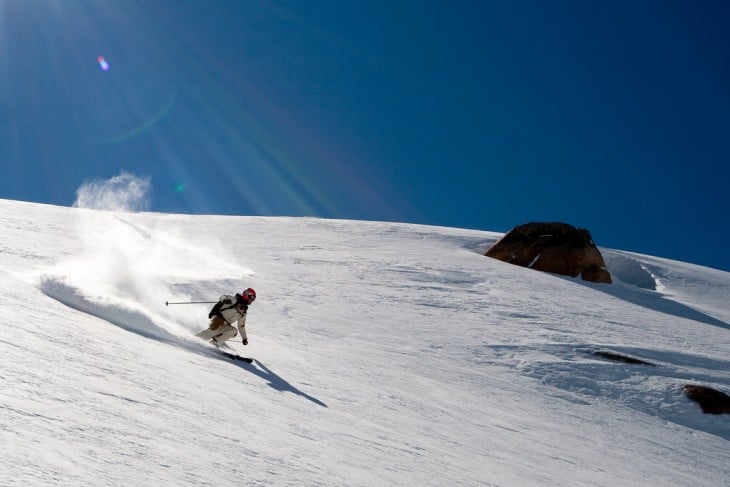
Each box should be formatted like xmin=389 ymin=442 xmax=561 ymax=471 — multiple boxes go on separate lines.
xmin=593 ymin=351 xmax=654 ymax=366
xmin=684 ymin=385 xmax=730 ymax=414
xmin=684 ymin=384 xmax=730 ymax=414
xmin=486 ymin=222 xmax=612 ymax=283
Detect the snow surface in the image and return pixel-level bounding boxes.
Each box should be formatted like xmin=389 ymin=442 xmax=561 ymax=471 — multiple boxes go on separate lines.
xmin=1 ymin=198 xmax=728 ymax=486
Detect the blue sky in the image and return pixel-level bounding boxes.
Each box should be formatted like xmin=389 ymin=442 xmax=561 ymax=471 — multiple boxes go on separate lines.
xmin=1 ymin=1 xmax=729 ymax=271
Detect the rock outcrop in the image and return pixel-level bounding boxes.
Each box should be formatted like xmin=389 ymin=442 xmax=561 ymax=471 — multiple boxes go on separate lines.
xmin=684 ymin=385 xmax=730 ymax=414
xmin=593 ymin=350 xmax=655 ymax=366
xmin=486 ymin=222 xmax=612 ymax=283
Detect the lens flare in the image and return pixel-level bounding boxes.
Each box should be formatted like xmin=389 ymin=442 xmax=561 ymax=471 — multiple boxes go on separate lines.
xmin=97 ymin=56 xmax=110 ymax=71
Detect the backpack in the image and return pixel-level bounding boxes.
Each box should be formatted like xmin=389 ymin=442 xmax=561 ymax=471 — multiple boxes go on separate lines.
xmin=208 ymin=301 xmax=224 ymax=319
xmin=208 ymin=295 xmax=247 ymax=319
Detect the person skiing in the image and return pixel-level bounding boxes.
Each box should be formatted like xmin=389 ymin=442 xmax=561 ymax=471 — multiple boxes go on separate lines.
xmin=196 ymin=288 xmax=256 ymax=346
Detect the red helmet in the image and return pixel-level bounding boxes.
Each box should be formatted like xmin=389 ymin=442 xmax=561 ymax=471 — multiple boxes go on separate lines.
xmin=241 ymin=287 xmax=256 ymax=304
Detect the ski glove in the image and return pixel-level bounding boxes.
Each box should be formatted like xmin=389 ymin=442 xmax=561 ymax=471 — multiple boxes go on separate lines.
xmin=242 ymin=338 xmax=248 ymax=346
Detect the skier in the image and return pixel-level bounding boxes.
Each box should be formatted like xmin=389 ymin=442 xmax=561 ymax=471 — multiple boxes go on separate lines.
xmin=196 ymin=288 xmax=256 ymax=346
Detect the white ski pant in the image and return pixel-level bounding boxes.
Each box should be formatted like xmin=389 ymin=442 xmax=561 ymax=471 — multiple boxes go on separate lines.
xmin=197 ymin=316 xmax=238 ymax=344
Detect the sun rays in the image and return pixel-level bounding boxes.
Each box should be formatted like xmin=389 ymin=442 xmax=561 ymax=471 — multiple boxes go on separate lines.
xmin=0 ymin=1 xmax=407 ymax=221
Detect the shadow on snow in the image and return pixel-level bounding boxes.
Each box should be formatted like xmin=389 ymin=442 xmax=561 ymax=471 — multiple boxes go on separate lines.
xmin=231 ymin=359 xmax=327 ymax=408
xmin=39 ymin=275 xmax=327 ymax=408
xmin=591 ymin=282 xmax=729 ymax=330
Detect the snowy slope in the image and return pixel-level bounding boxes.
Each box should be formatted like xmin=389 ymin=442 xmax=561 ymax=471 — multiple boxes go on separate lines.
xmin=1 ymin=198 xmax=728 ymax=486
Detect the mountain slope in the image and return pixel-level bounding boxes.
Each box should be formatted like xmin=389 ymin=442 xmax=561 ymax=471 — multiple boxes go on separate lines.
xmin=1 ymin=199 xmax=728 ymax=486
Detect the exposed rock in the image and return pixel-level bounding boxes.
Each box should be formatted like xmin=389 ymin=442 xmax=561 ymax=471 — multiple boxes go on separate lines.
xmin=684 ymin=385 xmax=730 ymax=414
xmin=593 ymin=350 xmax=654 ymax=366
xmin=485 ymin=222 xmax=612 ymax=283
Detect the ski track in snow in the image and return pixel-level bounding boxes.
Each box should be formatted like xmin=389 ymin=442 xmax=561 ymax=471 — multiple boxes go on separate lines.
xmin=0 ymin=199 xmax=728 ymax=486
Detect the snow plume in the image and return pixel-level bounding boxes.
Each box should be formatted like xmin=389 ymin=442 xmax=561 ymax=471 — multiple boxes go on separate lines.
xmin=40 ymin=173 xmax=253 ymax=341
xmin=73 ymin=172 xmax=151 ymax=212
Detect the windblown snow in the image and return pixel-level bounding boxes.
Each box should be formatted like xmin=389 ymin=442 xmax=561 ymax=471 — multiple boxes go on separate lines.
xmin=1 ymin=198 xmax=728 ymax=486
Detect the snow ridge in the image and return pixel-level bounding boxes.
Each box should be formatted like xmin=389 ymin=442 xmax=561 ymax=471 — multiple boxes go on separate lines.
xmin=1 ymin=199 xmax=728 ymax=486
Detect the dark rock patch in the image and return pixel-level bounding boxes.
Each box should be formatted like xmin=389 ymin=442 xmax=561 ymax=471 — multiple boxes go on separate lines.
xmin=684 ymin=385 xmax=730 ymax=414
xmin=593 ymin=350 xmax=655 ymax=366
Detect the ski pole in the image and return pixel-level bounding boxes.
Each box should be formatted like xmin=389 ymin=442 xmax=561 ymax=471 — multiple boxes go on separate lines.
xmin=165 ymin=301 xmax=217 ymax=306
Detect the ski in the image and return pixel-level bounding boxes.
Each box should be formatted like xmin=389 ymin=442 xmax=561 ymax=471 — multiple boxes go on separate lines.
xmin=219 ymin=351 xmax=254 ymax=364
xmin=194 ymin=331 xmax=253 ymax=363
